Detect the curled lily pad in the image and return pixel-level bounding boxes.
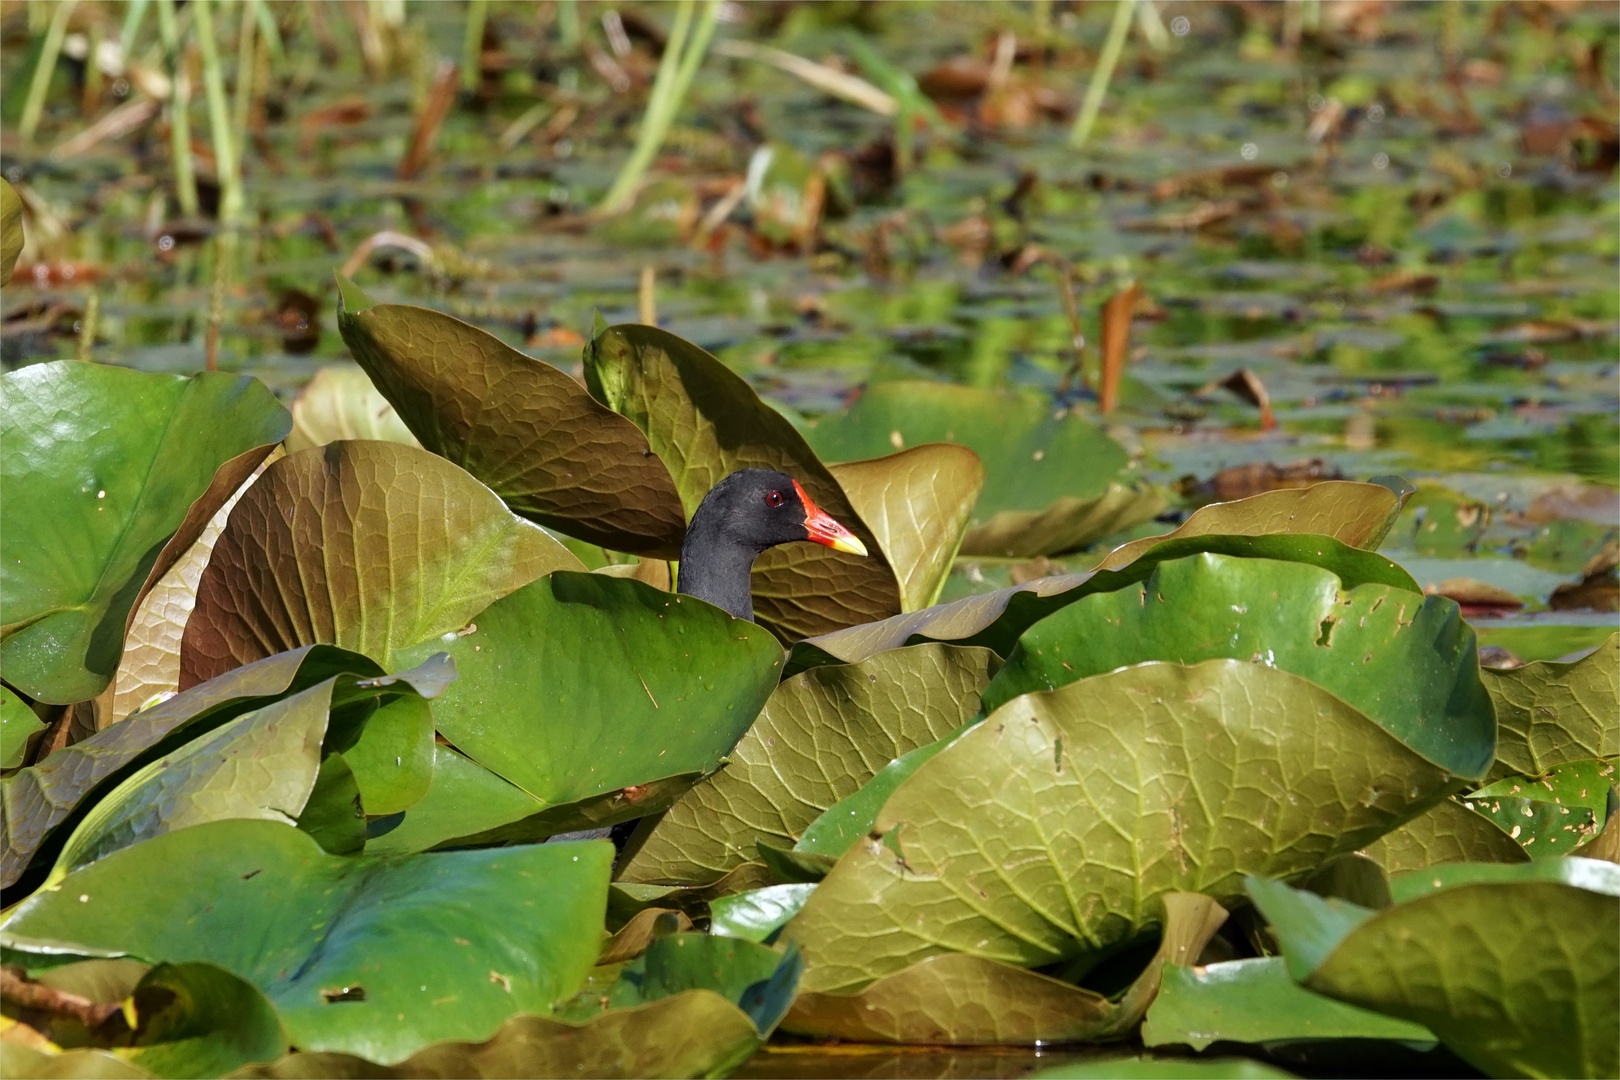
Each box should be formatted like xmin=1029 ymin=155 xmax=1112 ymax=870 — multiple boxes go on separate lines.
xmin=1248 ymin=858 xmax=1620 ymax=1079
xmin=394 ymin=572 xmax=783 ymax=832
xmin=283 ymin=366 xmax=420 ymax=454
xmin=1 ymin=646 xmax=418 ymax=890
xmin=1483 ymin=633 xmax=1617 ymax=778
xmin=179 ymin=441 xmax=579 ymax=687
xmin=335 ymin=282 xmax=688 ymax=556
xmin=805 ymin=380 xmax=1159 ymax=557
xmin=2 ymin=820 xmax=613 ymax=1065
xmin=827 ymin=444 xmax=984 ymax=611
xmin=785 ymin=660 xmax=1452 ymax=993
xmin=1360 ymin=797 xmax=1530 ymax=875
xmin=792 ymin=531 xmax=1420 ymax=670
xmin=620 ymin=643 xmax=998 ymax=886
xmin=121 ymin=962 xmax=289 ymax=1079
xmin=1 ymin=363 xmax=290 ymax=703
xmin=782 ymin=893 xmax=1227 ymax=1045
xmin=981 ymin=553 xmax=1492 ymax=780
xmin=585 ymin=322 xmax=898 ymax=639
xmin=1141 ymin=957 xmax=1435 ymax=1051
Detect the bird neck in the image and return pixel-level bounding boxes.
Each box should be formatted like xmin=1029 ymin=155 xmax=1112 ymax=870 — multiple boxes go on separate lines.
xmin=676 ymin=521 xmax=760 ymax=621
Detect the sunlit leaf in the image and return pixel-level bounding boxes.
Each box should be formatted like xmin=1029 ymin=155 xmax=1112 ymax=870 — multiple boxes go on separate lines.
xmin=2 ymin=821 xmax=612 ymax=1065
xmin=786 ymin=660 xmax=1452 ymax=993
xmin=394 ymin=572 xmax=782 ymax=833
xmin=710 ymin=884 xmax=818 ymax=943
xmin=620 ymin=643 xmax=997 ymax=885
xmin=2 ymin=685 xmax=45 ymax=769
xmin=981 ymin=553 xmax=1492 ymax=780
xmin=179 ymin=441 xmax=579 ymax=686
xmin=336 ymin=283 xmax=688 ymax=556
xmin=827 ymin=444 xmax=983 ymax=610
xmin=1249 ymin=859 xmax=1620 ymax=1079
xmin=1359 ymin=797 xmax=1530 ymax=875
xmin=792 ymin=532 xmax=1421 ymax=670
xmin=283 ymin=366 xmax=420 ymax=454
xmin=1 ymin=363 xmax=289 ymax=703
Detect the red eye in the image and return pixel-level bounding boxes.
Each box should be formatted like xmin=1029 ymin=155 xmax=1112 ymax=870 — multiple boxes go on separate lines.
xmin=765 ymin=490 xmax=785 ymax=508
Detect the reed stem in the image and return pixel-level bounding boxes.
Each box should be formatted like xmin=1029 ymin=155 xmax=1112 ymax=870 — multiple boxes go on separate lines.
xmin=192 ymin=0 xmax=241 ymax=227
xmin=1069 ymin=0 xmax=1136 ymax=149
xmin=462 ymin=0 xmax=488 ymax=92
xmin=232 ymin=0 xmax=259 ymax=160
xmin=156 ymin=0 xmax=200 ymax=218
xmin=19 ymin=0 xmax=78 ymax=144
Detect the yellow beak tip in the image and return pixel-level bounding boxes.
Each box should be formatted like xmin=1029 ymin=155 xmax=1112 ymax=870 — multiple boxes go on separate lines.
xmin=831 ymin=536 xmax=869 ymax=558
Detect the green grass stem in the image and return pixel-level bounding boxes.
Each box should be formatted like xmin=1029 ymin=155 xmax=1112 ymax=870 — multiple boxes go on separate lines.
xmin=156 ymin=0 xmax=200 ymax=218
xmin=192 ymin=0 xmax=241 ymax=227
xmin=1069 ymin=0 xmax=1136 ymax=149
xmin=19 ymin=0 xmax=78 ymax=144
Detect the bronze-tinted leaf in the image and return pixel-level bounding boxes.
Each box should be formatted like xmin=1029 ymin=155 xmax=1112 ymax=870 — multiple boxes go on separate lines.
xmin=585 ymin=323 xmax=900 ymax=639
xmin=179 ymin=441 xmax=579 ymax=686
xmin=336 ymin=281 xmax=687 ymax=556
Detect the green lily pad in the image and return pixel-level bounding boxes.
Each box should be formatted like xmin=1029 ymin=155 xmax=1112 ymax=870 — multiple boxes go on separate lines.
xmin=792 ymin=531 xmax=1421 ymax=671
xmin=1248 ymin=859 xmax=1620 ymax=1079
xmin=785 ymin=660 xmax=1452 ymax=993
xmin=710 ymin=884 xmax=818 ymax=943
xmin=335 ymin=283 xmax=689 ymax=557
xmin=1 ymin=645 xmax=429 ymax=890
xmin=1359 ymin=797 xmax=1530 ymax=874
xmin=2 ymin=820 xmax=612 ymax=1065
xmin=1456 ymin=794 xmax=1598 ymax=858
xmin=2 ymin=684 xmax=45 ymax=769
xmin=178 ymin=441 xmax=580 ymax=687
xmin=1141 ymin=957 xmax=1435 ymax=1051
xmin=826 ymin=444 xmax=984 ymax=611
xmin=620 ymin=643 xmax=998 ymax=886
xmin=754 ymin=839 xmax=836 ymax=884
xmin=607 ymin=863 xmax=776 ymax=927
xmin=1 ymin=363 xmax=290 ymax=703
xmin=584 ymin=322 xmax=900 ymax=639
xmin=783 ymin=893 xmax=1228 ymax=1045
xmin=1387 ymin=485 xmax=1490 ymax=555
xmin=294 ymin=753 xmax=366 ymax=855
xmin=393 ymin=572 xmax=782 ymax=821
xmin=981 ymin=553 xmax=1492 ymax=780
xmin=334 ymin=692 xmax=434 ymax=817
xmin=0 ymin=1047 xmax=151 ymax=1079
xmin=805 ymin=380 xmax=1160 ymax=557
xmin=283 ymin=366 xmax=420 ymax=454
xmin=1 ymin=177 xmax=22 ymax=284
xmin=234 ymin=991 xmax=767 ymax=1079
xmin=121 ymin=962 xmax=289 ymax=1079
xmin=793 ymin=733 xmax=959 ymax=859
xmin=1483 ymin=634 xmax=1617 ymax=777
xmin=560 ymin=933 xmax=798 ymax=1033
xmin=1472 ymin=757 xmax=1617 ymax=820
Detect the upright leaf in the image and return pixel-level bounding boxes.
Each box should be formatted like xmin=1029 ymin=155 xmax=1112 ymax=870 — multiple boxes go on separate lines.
xmin=179 ymin=441 xmax=579 ymax=686
xmin=585 ymin=323 xmax=898 ymax=638
xmin=336 ymin=284 xmax=688 ymax=555
xmin=1483 ymin=634 xmax=1617 ymax=777
xmin=1 ymin=364 xmax=289 ymax=703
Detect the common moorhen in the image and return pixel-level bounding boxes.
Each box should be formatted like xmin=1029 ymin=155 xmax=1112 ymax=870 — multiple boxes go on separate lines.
xmin=675 ymin=468 xmax=868 ymax=621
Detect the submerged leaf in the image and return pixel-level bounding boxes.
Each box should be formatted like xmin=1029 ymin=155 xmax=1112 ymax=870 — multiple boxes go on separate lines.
xmin=179 ymin=441 xmax=579 ymax=686
xmin=336 ymin=286 xmax=688 ymax=555
xmin=786 ymin=660 xmax=1452 ymax=993
xmin=3 ymin=821 xmax=612 ymax=1065
xmin=1249 ymin=859 xmax=1620 ymax=1079
xmin=1 ymin=363 xmax=289 ymax=703
xmin=620 ymin=643 xmax=997 ymax=885
xmin=981 ymin=553 xmax=1492 ymax=780
xmin=585 ymin=322 xmax=898 ymax=638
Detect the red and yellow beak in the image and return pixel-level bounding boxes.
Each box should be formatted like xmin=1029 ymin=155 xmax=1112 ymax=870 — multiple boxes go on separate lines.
xmin=793 ymin=479 xmax=868 ymax=557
